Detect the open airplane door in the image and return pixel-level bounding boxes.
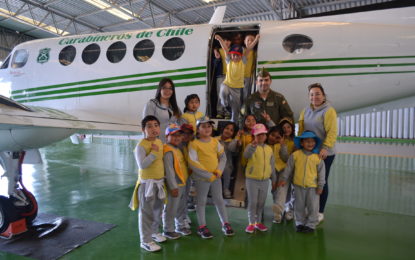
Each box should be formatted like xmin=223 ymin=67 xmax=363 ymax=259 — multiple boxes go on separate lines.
xmin=208 ymin=24 xmax=260 ymax=207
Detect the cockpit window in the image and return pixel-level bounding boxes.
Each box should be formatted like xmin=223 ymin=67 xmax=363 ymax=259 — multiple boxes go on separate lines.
xmin=0 ymin=55 xmax=11 ymax=69
xmin=107 ymin=41 xmax=126 ymax=63
xmin=134 ymin=39 xmax=155 ymax=62
xmin=162 ymin=37 xmax=185 ymax=61
xmin=282 ymin=34 xmax=313 ymax=54
xmin=11 ymin=49 xmax=29 ymax=68
xmin=59 ymin=45 xmax=76 ymax=66
xmin=82 ymin=43 xmax=100 ymax=65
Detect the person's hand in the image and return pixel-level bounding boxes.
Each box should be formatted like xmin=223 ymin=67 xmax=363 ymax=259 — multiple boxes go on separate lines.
xmin=316 ymin=188 xmax=323 ymax=195
xmin=261 ymin=111 xmax=271 ymax=122
xmin=215 ymin=35 xmax=222 ymax=41
xmin=319 ymin=148 xmax=328 ymax=160
xmin=171 ymin=189 xmax=179 ymax=197
xmin=151 ymin=143 xmax=159 ymax=152
xmin=277 ymin=180 xmax=286 ymax=187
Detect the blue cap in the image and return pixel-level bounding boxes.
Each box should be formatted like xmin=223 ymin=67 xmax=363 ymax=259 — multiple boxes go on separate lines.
xmin=294 ymin=131 xmax=321 ymax=153
xmin=165 ymin=124 xmax=183 ymax=136
xmin=229 ymin=44 xmax=243 ymax=55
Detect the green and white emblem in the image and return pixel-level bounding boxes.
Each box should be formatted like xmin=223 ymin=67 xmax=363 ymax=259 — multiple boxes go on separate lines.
xmin=37 ymin=48 xmax=51 ymax=64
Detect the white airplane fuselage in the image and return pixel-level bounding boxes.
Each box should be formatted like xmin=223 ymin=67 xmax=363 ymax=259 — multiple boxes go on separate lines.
xmin=0 ymin=17 xmax=415 ymax=152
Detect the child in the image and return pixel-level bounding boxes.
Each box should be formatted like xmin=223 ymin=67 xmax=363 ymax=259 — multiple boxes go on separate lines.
xmin=129 ymin=115 xmax=166 ymax=252
xmin=182 ymin=94 xmax=204 ymax=132
xmin=243 ymin=34 xmax=260 ymax=101
xmin=176 ymin=123 xmax=195 ymax=230
xmin=278 ymin=131 xmax=326 ymax=233
xmin=215 ymin=34 xmax=258 ymax=123
xmin=162 ymin=124 xmax=190 ymax=239
xmin=188 ymin=116 xmax=235 ymax=238
xmin=237 ymin=114 xmax=257 ymax=168
xmin=216 ymin=121 xmax=239 ymax=198
xmin=266 ymin=126 xmax=290 ymax=223
xmin=244 ymin=123 xmax=275 ymax=233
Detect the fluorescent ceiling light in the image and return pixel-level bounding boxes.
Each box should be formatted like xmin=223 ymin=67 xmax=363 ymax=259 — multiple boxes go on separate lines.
xmin=0 ymin=8 xmax=70 ymax=36
xmin=83 ymin=0 xmax=133 ymax=21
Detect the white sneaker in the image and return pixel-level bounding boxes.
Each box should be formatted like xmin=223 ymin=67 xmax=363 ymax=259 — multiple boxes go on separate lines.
xmin=223 ymin=189 xmax=232 ymax=199
xmin=285 ymin=210 xmax=294 ymax=221
xmin=318 ymin=213 xmax=324 ymax=224
xmin=151 ymin=233 xmax=167 ymax=243
xmin=141 ymin=241 xmax=161 ymax=252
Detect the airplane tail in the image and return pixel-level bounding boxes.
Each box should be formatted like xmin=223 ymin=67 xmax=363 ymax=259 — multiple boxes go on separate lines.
xmin=209 ymin=6 xmax=226 ymax=24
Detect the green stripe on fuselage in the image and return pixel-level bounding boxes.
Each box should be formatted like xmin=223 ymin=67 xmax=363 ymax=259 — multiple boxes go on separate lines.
xmin=258 ymin=55 xmax=415 ymax=65
xmin=14 ymin=80 xmax=206 ymax=103
xmin=11 ymin=66 xmax=206 ymax=95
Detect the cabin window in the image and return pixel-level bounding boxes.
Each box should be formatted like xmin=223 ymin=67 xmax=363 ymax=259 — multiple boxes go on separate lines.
xmin=107 ymin=41 xmax=126 ymax=63
xmin=282 ymin=34 xmax=313 ymax=54
xmin=162 ymin=37 xmax=185 ymax=61
xmin=59 ymin=45 xmax=76 ymax=66
xmin=11 ymin=49 xmax=29 ymax=68
xmin=82 ymin=43 xmax=100 ymax=65
xmin=133 ymin=39 xmax=155 ymax=62
xmin=0 ymin=55 xmax=11 ymax=69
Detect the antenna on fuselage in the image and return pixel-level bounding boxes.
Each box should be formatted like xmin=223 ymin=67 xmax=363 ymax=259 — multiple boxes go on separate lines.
xmin=209 ymin=6 xmax=226 ymax=24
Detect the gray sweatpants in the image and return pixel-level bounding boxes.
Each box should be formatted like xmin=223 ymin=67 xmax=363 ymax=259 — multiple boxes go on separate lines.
xmin=138 ymin=183 xmax=164 ymax=243
xmin=219 ymin=83 xmax=242 ymax=123
xmin=272 ymin=170 xmax=294 ymax=216
xmin=246 ymin=178 xmax=269 ymax=224
xmin=216 ymin=76 xmax=226 ymax=113
xmin=162 ymin=186 xmax=185 ymax=232
xmin=175 ymin=179 xmax=191 ymax=229
xmin=294 ymin=185 xmax=319 ymax=229
xmin=195 ymin=178 xmax=228 ymax=226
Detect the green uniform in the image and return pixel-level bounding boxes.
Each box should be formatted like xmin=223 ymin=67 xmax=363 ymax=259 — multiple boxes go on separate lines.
xmin=245 ymin=90 xmax=293 ymax=126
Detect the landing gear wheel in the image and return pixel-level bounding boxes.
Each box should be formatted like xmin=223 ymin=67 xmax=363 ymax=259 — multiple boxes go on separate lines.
xmin=11 ymin=189 xmax=38 ymax=225
xmin=0 ymin=196 xmax=20 ymax=233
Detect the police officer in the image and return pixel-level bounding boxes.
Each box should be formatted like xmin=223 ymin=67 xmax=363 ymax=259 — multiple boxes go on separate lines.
xmin=244 ymin=68 xmax=293 ymax=127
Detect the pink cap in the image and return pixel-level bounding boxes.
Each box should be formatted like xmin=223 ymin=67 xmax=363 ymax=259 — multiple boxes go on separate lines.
xmin=251 ymin=123 xmax=268 ymax=136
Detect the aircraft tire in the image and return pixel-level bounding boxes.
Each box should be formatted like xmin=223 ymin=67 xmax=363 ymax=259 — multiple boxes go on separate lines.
xmin=0 ymin=196 xmax=20 ymax=233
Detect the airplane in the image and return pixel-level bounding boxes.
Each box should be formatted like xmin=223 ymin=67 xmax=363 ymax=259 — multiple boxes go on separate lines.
xmin=0 ymin=6 xmax=414 ymax=235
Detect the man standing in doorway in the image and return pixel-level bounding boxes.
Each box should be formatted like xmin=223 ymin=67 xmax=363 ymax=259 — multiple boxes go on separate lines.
xmin=244 ymin=68 xmax=293 ymax=127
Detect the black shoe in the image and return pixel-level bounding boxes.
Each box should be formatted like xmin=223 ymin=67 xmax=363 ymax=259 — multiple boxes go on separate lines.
xmin=222 ymin=222 xmax=235 ymax=236
xmin=302 ymin=226 xmax=315 ymax=233
xmin=163 ymin=231 xmax=181 ymax=240
xmin=296 ymin=225 xmax=305 ymax=232
xmin=197 ymin=226 xmax=213 ymax=239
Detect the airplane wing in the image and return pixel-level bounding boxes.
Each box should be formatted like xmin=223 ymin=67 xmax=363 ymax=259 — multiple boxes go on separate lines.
xmin=0 ymin=95 xmax=140 ymax=151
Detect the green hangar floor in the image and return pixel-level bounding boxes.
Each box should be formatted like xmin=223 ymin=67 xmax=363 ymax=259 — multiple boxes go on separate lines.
xmin=1 ymin=137 xmax=414 ymax=260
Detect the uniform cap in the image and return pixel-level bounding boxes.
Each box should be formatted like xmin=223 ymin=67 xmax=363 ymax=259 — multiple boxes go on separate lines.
xmin=229 ymin=44 xmax=243 ymax=55
xmin=180 ymin=123 xmax=194 ymax=133
xmin=196 ymin=116 xmax=215 ymax=127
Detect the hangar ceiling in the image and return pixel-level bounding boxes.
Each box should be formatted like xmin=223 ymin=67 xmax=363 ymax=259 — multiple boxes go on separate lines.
xmin=0 ymin=0 xmax=403 ymax=39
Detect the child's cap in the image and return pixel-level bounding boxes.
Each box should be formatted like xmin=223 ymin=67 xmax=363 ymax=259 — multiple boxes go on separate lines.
xmin=165 ymin=124 xmax=183 ymax=136
xmin=279 ymin=117 xmax=293 ymax=126
xmin=180 ymin=123 xmax=194 ymax=133
xmin=294 ymin=131 xmax=321 ymax=153
xmin=196 ymin=116 xmax=215 ymax=127
xmin=229 ymin=44 xmax=243 ymax=56
xmin=251 ymin=123 xmax=268 ymax=136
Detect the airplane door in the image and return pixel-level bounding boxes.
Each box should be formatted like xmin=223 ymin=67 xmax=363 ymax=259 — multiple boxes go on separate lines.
xmin=208 ymin=25 xmax=260 ymax=119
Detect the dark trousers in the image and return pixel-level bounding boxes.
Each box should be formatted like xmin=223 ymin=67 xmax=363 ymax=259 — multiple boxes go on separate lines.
xmin=319 ymin=155 xmax=336 ymax=213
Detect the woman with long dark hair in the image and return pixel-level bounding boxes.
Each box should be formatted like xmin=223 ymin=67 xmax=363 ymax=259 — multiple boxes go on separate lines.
xmin=298 ymin=83 xmax=338 ymax=224
xmin=143 ymin=77 xmax=182 ymax=143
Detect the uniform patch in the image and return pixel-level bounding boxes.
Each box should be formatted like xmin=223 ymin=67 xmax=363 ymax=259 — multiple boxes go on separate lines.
xmin=254 ymin=101 xmax=262 ymax=109
xmin=266 ymin=102 xmax=274 ymax=106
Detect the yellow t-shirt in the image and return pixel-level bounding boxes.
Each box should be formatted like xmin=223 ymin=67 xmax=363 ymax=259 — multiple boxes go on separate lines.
xmin=223 ymin=59 xmax=245 ymax=89
xmin=188 ymin=138 xmax=224 ymax=174
xmin=182 ymin=111 xmax=204 ymax=132
xmin=136 ymin=138 xmax=164 ymax=180
xmin=244 ymin=49 xmax=256 ymax=78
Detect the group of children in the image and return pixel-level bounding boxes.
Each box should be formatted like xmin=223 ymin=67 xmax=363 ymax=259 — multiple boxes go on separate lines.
xmin=130 ymin=92 xmax=326 ymax=252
